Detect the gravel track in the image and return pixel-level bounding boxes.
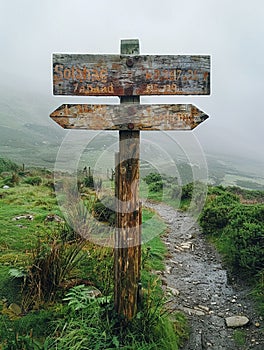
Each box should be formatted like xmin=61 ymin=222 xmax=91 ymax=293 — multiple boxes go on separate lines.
xmin=146 ymin=202 xmax=263 ymax=350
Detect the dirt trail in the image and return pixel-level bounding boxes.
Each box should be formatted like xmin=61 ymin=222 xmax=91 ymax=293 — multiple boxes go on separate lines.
xmin=146 ymin=202 xmax=263 ymax=350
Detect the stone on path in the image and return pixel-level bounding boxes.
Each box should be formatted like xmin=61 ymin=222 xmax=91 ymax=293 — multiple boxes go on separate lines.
xmin=225 ymin=315 xmax=249 ymax=328
xmin=167 ymin=286 xmax=180 ymax=296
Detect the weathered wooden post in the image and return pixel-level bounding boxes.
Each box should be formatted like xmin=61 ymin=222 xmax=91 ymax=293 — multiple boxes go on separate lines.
xmin=114 ymin=39 xmax=141 ymax=321
xmin=50 ymin=39 xmax=210 ymax=322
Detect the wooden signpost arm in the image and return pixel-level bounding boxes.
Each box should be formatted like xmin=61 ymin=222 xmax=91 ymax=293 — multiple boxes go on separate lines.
xmin=114 ymin=39 xmax=142 ymax=322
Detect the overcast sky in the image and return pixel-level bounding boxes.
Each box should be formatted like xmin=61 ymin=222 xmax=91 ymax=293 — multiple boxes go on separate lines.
xmin=0 ymin=0 xmax=264 ymax=169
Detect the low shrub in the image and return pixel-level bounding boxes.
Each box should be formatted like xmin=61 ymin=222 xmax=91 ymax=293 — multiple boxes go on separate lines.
xmin=83 ymin=175 xmax=94 ymax=189
xmin=148 ymin=181 xmax=163 ymax=193
xmin=93 ymin=196 xmax=115 ymax=226
xmin=199 ymin=191 xmax=239 ymax=235
xmin=199 ymin=187 xmax=264 ymax=279
xmin=0 ymin=158 xmax=19 ymax=173
xmin=181 ymin=182 xmax=193 ymax=200
xmin=219 ymin=204 xmax=264 ymax=275
xmin=144 ymin=173 xmax=163 ymax=185
xmin=24 ymin=176 xmax=42 ymax=186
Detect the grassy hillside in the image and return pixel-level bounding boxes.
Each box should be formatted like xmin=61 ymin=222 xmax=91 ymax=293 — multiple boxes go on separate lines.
xmin=0 ymin=163 xmax=187 ymax=349
xmin=0 ymin=157 xmax=20 ymax=173
xmin=1 ymin=157 xmax=263 ymax=348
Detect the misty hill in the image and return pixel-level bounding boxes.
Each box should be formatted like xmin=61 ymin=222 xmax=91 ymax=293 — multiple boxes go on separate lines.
xmin=1 ymin=118 xmax=263 ymax=191
xmin=0 ymin=88 xmax=263 ymax=189
xmin=0 ymin=123 xmax=64 ymax=167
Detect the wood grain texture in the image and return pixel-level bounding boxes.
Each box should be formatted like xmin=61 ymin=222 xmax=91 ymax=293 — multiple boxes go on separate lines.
xmin=50 ymin=103 xmax=208 ymax=130
xmin=114 ymin=39 xmax=141 ymax=322
xmin=53 ymin=53 xmax=210 ymax=96
xmin=114 ymin=131 xmax=141 ymax=320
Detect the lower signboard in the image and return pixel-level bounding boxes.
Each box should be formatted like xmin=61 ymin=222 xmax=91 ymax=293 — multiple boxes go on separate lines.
xmin=50 ymin=104 xmax=208 ymax=130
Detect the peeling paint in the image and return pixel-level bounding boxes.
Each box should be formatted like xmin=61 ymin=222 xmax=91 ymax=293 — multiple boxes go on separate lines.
xmin=53 ymin=54 xmax=210 ymax=96
xmin=50 ymin=103 xmax=209 ymax=130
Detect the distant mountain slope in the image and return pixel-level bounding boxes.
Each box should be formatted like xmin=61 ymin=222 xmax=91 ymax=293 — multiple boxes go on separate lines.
xmin=0 ymin=87 xmax=263 ymax=182
xmin=0 ymin=123 xmax=65 ymax=167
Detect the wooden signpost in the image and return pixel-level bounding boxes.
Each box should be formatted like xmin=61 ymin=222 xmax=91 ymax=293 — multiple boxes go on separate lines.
xmin=53 ymin=53 xmax=210 ymax=96
xmin=50 ymin=39 xmax=210 ymax=322
xmin=50 ymin=104 xmax=208 ymax=130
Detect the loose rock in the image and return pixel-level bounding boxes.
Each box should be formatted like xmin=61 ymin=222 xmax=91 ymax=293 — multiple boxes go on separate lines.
xmin=167 ymin=286 xmax=180 ymax=296
xmin=225 ymin=315 xmax=250 ymax=328
xmin=45 ymin=214 xmax=64 ymax=223
xmin=12 ymin=214 xmax=34 ymax=221
xmin=197 ymin=304 xmax=210 ymax=313
xmin=165 ymin=265 xmax=172 ymax=274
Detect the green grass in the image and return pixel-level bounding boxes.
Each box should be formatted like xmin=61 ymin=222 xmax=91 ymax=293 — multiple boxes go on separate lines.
xmin=140 ymin=182 xmax=178 ymax=206
xmin=0 ymin=184 xmax=60 ymax=259
xmin=44 ymin=283 xmax=187 ymax=350
xmin=233 ymin=329 xmax=246 ymax=347
xmin=0 ymin=169 xmax=187 ymax=349
xmin=0 ymin=157 xmax=19 ymax=173
xmin=0 ymin=180 xmax=64 ymax=310
xmin=0 ymin=266 xmax=22 ymax=305
xmin=251 ymin=270 xmax=264 ymax=316
xmin=141 ymin=208 xmax=167 ymax=245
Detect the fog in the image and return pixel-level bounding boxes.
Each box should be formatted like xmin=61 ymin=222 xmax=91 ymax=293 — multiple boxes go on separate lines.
xmin=0 ymin=0 xmax=263 ymax=168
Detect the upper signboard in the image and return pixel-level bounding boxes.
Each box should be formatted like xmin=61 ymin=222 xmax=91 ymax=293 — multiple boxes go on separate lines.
xmin=53 ymin=54 xmax=210 ymax=96
xmin=50 ymin=103 xmax=208 ymax=131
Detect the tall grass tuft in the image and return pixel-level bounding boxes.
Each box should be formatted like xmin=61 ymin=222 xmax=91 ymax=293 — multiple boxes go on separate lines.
xmin=21 ymin=233 xmax=86 ymax=311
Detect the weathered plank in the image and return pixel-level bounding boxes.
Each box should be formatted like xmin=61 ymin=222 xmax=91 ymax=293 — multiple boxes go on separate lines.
xmin=53 ymin=54 xmax=210 ymax=96
xmin=50 ymin=104 xmax=208 ymax=130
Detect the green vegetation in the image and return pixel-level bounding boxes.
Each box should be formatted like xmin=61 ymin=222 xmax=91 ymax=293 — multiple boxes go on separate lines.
xmin=140 ymin=172 xmax=264 ymax=316
xmin=24 ymin=176 xmax=42 ymax=186
xmin=0 ymin=162 xmax=187 ymax=349
xmin=144 ymin=172 xmax=164 ymax=193
xmin=92 ymin=195 xmax=116 ymax=226
xmin=0 ymin=157 xmax=19 ymax=173
xmin=142 ymin=172 xmax=181 ymax=205
xmin=1 ymin=160 xmax=263 ymax=348
xmin=142 ymin=172 xmax=207 ymax=213
xmin=43 ymin=283 xmax=187 ymax=350
xmin=199 ymin=185 xmax=264 ymax=315
xmin=233 ymin=329 xmax=246 ymax=347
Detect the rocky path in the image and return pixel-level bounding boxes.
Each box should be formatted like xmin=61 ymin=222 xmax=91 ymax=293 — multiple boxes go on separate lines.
xmin=146 ymin=202 xmax=263 ymax=350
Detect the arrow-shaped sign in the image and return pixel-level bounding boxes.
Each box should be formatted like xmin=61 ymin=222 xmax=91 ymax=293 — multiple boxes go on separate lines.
xmin=50 ymin=104 xmax=208 ymax=131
